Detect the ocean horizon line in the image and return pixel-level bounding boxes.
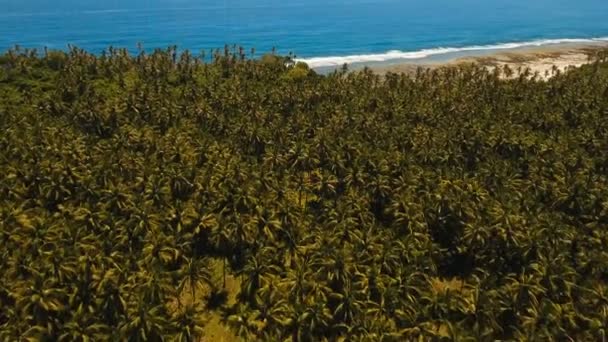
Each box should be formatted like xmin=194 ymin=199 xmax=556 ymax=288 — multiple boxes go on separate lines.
xmin=296 ymin=37 xmax=608 ymax=68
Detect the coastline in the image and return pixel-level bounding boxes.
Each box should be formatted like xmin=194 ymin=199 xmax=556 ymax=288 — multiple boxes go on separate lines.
xmin=306 ymin=40 xmax=608 ymax=76
xmin=368 ymin=42 xmax=608 ymax=78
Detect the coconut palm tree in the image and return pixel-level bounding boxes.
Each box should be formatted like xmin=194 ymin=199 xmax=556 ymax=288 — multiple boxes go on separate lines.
xmin=118 ymin=297 xmax=170 ymax=342
xmin=176 ymin=256 xmax=214 ymax=303
xmin=169 ymin=303 xmax=208 ymax=342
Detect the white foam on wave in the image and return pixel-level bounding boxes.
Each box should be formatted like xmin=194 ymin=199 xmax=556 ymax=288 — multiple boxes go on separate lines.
xmin=296 ymin=37 xmax=608 ymax=68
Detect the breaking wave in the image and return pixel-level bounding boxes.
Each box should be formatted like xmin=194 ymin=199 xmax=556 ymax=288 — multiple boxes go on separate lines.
xmin=296 ymin=37 xmax=608 ymax=68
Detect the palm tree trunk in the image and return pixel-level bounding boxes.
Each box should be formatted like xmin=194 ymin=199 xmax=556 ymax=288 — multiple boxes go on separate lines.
xmin=223 ymin=258 xmax=227 ymax=289
xmin=298 ymin=173 xmax=303 ymax=206
xmin=292 ymin=329 xmax=299 ymax=342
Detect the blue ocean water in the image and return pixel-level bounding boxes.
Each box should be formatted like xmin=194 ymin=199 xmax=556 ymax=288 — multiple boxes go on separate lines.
xmin=1 ymin=0 xmax=608 ymax=67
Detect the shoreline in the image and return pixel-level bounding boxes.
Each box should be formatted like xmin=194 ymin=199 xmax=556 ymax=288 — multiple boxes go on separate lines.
xmin=309 ymin=41 xmax=608 ymax=76
xmin=368 ymin=42 xmax=608 ymax=78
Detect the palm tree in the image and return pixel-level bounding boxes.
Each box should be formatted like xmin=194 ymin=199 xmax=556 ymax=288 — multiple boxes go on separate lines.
xmin=176 ymin=256 xmax=213 ymax=303
xmin=58 ymin=308 xmax=110 ymax=341
xmin=136 ymin=268 xmax=176 ymax=307
xmin=169 ymin=304 xmax=207 ymax=342
xmin=227 ymin=304 xmax=260 ymax=340
xmin=238 ymin=248 xmax=280 ymax=304
xmin=329 ymin=284 xmax=363 ymax=326
xmin=250 ymin=206 xmax=281 ymax=243
xmin=118 ymin=297 xmax=170 ymax=342
xmin=14 ymin=270 xmax=67 ymax=327
xmin=95 ymin=267 xmax=127 ymax=326
xmin=299 ymin=301 xmax=331 ymax=341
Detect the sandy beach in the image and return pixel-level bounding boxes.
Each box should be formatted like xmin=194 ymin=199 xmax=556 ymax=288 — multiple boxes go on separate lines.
xmin=368 ymin=42 xmax=608 ymax=79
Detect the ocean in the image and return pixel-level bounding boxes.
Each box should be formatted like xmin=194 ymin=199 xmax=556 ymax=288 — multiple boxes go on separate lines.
xmin=1 ymin=0 xmax=608 ymax=68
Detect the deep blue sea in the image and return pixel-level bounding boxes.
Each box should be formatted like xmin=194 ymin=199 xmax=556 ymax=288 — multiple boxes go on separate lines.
xmin=1 ymin=0 xmax=608 ymax=67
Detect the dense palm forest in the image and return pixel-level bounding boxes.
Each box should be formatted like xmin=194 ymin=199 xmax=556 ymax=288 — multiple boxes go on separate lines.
xmin=1 ymin=45 xmax=608 ymax=341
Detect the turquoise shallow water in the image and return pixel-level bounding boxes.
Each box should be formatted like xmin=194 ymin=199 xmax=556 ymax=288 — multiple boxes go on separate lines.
xmin=1 ymin=0 xmax=608 ymax=67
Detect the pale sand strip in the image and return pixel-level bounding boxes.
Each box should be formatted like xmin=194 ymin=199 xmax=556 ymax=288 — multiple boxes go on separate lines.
xmin=370 ymin=43 xmax=608 ymax=79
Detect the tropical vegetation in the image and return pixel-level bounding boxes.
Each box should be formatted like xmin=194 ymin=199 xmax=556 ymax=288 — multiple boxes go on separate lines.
xmin=1 ymin=45 xmax=608 ymax=341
